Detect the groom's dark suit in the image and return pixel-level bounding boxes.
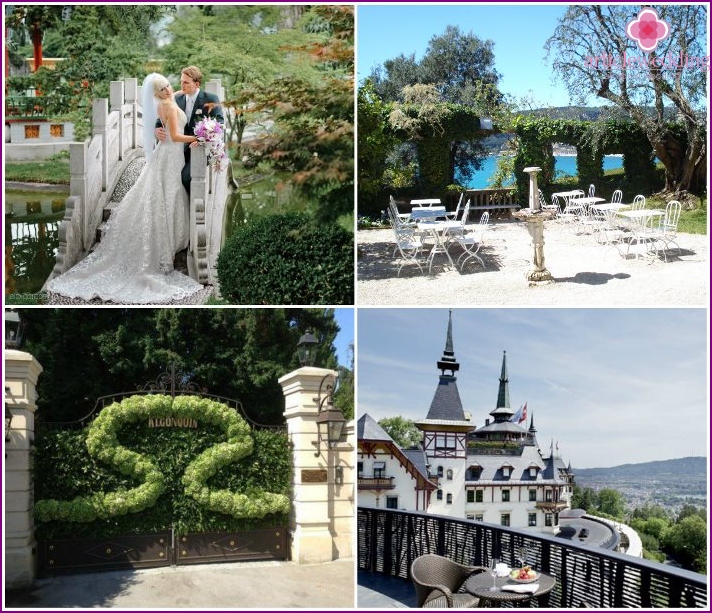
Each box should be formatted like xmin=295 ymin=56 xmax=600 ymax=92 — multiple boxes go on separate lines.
xmin=174 ymin=89 xmax=224 ymax=193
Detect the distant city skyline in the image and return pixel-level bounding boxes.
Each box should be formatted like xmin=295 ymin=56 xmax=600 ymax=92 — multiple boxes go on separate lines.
xmin=357 ymin=308 xmax=708 ymax=469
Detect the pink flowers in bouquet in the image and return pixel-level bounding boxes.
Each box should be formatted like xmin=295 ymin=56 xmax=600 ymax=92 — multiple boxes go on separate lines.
xmin=194 ymin=117 xmax=228 ymax=172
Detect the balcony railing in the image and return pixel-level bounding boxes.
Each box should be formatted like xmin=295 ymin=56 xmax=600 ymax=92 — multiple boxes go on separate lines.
xmin=358 ymin=476 xmax=396 ymax=491
xmin=5 ymin=95 xmax=47 ymax=119
xmin=358 ymin=507 xmax=707 ymax=608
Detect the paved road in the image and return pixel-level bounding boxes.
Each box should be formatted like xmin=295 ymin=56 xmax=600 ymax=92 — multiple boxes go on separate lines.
xmin=4 ymin=559 xmax=354 ymax=609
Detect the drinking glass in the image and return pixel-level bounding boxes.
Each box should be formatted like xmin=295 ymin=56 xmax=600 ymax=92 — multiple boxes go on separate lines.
xmin=518 ymin=545 xmax=528 ymax=568
xmin=489 ymin=557 xmax=499 ymax=591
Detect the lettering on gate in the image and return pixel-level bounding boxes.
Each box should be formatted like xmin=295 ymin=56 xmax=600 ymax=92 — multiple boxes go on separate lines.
xmin=147 ymin=417 xmax=199 ymax=428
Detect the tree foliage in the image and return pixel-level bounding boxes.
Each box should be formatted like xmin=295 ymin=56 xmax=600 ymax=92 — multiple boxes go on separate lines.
xmin=378 ymin=416 xmax=422 ymax=449
xmin=361 ymin=25 xmax=503 ymax=203
xmin=18 ymin=308 xmax=341 ymax=425
xmin=545 ymin=4 xmax=707 ymax=194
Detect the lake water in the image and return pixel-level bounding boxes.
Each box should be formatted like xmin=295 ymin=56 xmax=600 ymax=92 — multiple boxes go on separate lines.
xmin=467 ymin=155 xmax=624 ymax=189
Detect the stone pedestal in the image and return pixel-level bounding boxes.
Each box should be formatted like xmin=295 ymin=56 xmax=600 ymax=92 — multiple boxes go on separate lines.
xmin=280 ymin=366 xmax=353 ymax=564
xmin=4 ymin=349 xmax=43 ymax=589
xmin=514 ymin=166 xmax=556 ymax=283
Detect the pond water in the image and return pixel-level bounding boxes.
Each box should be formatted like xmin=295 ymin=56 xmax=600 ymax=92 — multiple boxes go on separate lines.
xmin=5 ymin=189 xmax=67 ymax=299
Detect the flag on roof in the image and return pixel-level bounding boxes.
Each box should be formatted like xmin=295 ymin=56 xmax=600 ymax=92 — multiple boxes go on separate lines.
xmin=509 ymin=402 xmax=527 ymax=425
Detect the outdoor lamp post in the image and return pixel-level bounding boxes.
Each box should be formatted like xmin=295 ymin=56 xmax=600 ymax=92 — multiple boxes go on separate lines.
xmin=312 ymin=374 xmax=346 ymax=457
xmin=297 ymin=331 xmax=318 ymax=367
xmin=5 ymin=309 xmax=24 ymax=349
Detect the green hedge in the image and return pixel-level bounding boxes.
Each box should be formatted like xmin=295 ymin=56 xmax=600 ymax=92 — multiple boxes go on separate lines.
xmin=217 ymin=213 xmax=354 ymax=304
xmin=34 ymin=395 xmax=291 ymax=539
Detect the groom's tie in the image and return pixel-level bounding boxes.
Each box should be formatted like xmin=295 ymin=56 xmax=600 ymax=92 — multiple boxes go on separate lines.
xmin=185 ymin=94 xmax=195 ymax=121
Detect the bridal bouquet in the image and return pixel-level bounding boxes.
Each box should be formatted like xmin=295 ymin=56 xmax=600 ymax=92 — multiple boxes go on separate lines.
xmin=194 ymin=118 xmax=228 ymax=172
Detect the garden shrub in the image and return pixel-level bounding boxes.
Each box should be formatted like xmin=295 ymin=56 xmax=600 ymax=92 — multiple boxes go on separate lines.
xmin=217 ymin=213 xmax=353 ymax=304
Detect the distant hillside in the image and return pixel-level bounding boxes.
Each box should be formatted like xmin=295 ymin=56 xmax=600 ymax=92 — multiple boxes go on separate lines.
xmin=575 ymin=456 xmax=706 ymax=479
xmin=574 ymin=457 xmax=706 ymax=513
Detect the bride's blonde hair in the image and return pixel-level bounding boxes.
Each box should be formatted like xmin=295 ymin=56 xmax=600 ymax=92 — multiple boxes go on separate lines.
xmin=152 ymin=74 xmax=171 ymax=97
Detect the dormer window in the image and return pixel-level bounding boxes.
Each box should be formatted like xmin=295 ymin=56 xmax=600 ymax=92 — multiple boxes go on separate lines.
xmin=468 ymin=464 xmax=483 ymax=480
xmin=501 ymin=464 xmax=512 ymax=479
xmin=529 ymin=465 xmax=539 ymax=479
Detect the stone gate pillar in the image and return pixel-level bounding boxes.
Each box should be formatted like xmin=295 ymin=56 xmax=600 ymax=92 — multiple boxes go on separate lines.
xmin=280 ymin=366 xmax=354 ymax=564
xmin=4 ymin=349 xmax=43 ymax=589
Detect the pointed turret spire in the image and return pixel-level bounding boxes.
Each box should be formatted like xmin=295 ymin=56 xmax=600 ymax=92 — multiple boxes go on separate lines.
xmin=528 ymin=413 xmax=537 ymax=432
xmin=437 ymin=309 xmax=459 ymax=377
xmin=496 ymin=350 xmax=510 ymax=409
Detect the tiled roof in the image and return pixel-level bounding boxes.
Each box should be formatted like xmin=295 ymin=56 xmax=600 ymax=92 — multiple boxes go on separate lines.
xmin=425 ymin=375 xmax=468 ymax=421
xmin=357 ymin=412 xmax=394 ymax=441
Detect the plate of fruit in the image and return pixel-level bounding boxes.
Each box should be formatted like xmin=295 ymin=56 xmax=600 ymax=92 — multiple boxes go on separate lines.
xmin=509 ymin=566 xmax=539 ymax=583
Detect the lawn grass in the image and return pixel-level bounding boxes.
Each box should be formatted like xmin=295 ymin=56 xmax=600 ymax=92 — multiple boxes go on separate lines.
xmin=551 ymin=165 xmax=707 ymax=235
xmin=5 ymin=158 xmax=70 ymax=184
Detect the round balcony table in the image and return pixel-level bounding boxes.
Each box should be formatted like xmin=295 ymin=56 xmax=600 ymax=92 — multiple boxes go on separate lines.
xmin=465 ymin=570 xmax=556 ymax=608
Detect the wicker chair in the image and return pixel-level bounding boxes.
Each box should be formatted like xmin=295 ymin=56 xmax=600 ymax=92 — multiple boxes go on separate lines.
xmin=410 ymin=553 xmax=486 ymax=608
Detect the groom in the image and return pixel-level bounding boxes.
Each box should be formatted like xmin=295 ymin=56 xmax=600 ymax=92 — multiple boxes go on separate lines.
xmin=157 ymin=65 xmax=224 ymax=193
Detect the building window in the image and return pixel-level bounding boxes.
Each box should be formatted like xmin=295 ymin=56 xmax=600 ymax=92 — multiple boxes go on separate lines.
xmin=501 ymin=513 xmax=510 ymax=527
xmin=502 ymin=466 xmax=511 ymax=478
xmin=50 ymin=124 xmax=64 ymax=137
xmin=25 ymin=125 xmax=40 ymax=139
xmin=468 ymin=466 xmax=482 ymax=480
xmin=435 ymin=434 xmax=456 ymax=449
xmin=437 ymin=466 xmax=444 ymax=478
xmin=437 ymin=489 xmax=443 ymax=500
xmin=502 ymin=490 xmax=510 ymax=502
xmin=467 ymin=490 xmax=474 ymax=503
xmin=466 ymin=514 xmax=475 ymax=520
xmin=545 ymin=490 xmax=553 ymax=502
xmin=475 ymin=514 xmax=484 ymax=522
xmin=373 ymin=461 xmax=386 ymax=478
xmin=446 ymin=468 xmax=453 ymax=480
xmin=528 ymin=513 xmax=537 ymax=527
xmin=529 ymin=489 xmax=537 ymax=502
xmin=357 ymin=462 xmax=363 ymax=477
xmin=475 ymin=490 xmax=483 ymax=503
xmin=529 ymin=467 xmax=537 ymax=478
xmin=545 ymin=513 xmax=553 ymax=527
xmin=386 ymin=495 xmax=398 ymax=509
xmin=446 ymin=493 xmax=453 ymax=504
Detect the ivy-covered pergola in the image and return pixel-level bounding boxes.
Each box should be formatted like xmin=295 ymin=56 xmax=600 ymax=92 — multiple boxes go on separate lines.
xmin=510 ymin=117 xmax=662 ymax=197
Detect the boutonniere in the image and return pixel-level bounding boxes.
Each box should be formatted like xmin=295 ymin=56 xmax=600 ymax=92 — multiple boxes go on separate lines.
xmin=195 ymin=109 xmax=203 ymax=116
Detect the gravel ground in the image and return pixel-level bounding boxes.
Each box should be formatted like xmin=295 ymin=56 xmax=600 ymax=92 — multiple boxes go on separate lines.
xmin=357 ymin=219 xmax=708 ymax=306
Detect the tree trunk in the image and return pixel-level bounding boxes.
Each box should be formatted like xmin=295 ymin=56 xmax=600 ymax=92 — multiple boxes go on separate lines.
xmin=32 ymin=25 xmax=43 ymax=71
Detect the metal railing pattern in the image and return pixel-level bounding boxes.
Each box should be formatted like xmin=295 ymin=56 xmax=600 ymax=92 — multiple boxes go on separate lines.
xmin=358 ymin=507 xmax=707 ymax=608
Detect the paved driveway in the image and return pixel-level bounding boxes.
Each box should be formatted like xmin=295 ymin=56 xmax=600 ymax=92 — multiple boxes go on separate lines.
xmin=4 ymin=559 xmax=355 ymax=609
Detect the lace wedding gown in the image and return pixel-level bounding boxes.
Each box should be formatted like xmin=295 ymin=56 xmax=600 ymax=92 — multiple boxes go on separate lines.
xmin=47 ymin=109 xmax=209 ymax=305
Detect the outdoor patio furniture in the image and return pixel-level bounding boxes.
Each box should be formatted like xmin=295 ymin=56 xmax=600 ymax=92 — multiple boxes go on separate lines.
xmin=445 ymin=193 xmax=466 ymax=221
xmin=410 ymin=553 xmax=486 ymax=608
xmin=387 ymin=207 xmax=428 ymax=276
xmin=452 ymin=210 xmax=488 ymax=270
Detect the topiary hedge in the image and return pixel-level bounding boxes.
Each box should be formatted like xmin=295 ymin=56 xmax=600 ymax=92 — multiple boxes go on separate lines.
xmin=217 ymin=213 xmax=353 ymax=305
xmin=33 ymin=395 xmax=291 ymax=539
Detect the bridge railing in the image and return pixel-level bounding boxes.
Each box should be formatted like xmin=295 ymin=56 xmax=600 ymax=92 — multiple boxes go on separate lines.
xmin=51 ymin=77 xmax=228 ymax=287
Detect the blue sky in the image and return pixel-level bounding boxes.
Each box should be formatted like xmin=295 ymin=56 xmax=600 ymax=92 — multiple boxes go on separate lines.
xmin=357 ymin=308 xmax=708 ymax=469
xmin=357 ymin=3 xmax=575 ymax=107
xmin=334 ymin=308 xmax=355 ymax=367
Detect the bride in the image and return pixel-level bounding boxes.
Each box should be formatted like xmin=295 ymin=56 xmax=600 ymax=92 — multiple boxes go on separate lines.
xmin=46 ymin=73 xmax=210 ymax=305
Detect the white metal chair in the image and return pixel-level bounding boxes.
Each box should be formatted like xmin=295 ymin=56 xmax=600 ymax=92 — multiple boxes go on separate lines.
xmin=560 ymin=190 xmax=586 ymax=228
xmin=452 ymin=206 xmax=487 ymax=270
xmin=588 ymin=184 xmax=596 ymax=198
xmin=387 ymin=206 xmax=428 ymax=276
xmin=648 ymin=200 xmax=682 ymax=261
xmin=445 ymin=193 xmax=465 ymax=221
xmin=539 ymin=189 xmax=558 ymax=214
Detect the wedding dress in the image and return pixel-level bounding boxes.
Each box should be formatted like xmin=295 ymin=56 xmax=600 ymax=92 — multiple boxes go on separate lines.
xmin=46 ymin=107 xmax=209 ymax=305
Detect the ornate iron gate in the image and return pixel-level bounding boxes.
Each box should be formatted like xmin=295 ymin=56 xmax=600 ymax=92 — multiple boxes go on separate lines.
xmin=36 ymin=367 xmax=290 ymax=576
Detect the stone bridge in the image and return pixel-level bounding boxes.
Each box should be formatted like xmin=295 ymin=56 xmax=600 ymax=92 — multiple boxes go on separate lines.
xmin=45 ymin=77 xmax=231 ymax=293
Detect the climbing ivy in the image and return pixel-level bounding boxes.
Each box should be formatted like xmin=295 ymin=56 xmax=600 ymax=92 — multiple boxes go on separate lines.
xmin=510 ymin=116 xmax=659 ymax=197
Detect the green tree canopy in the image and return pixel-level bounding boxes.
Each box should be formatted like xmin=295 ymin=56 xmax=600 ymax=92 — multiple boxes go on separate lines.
xmin=378 ymin=416 xmax=422 ymax=449
xmin=18 ymin=308 xmax=340 ymax=426
xmin=663 ymin=515 xmax=707 ymax=573
xmin=545 ymin=4 xmax=707 ymax=194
